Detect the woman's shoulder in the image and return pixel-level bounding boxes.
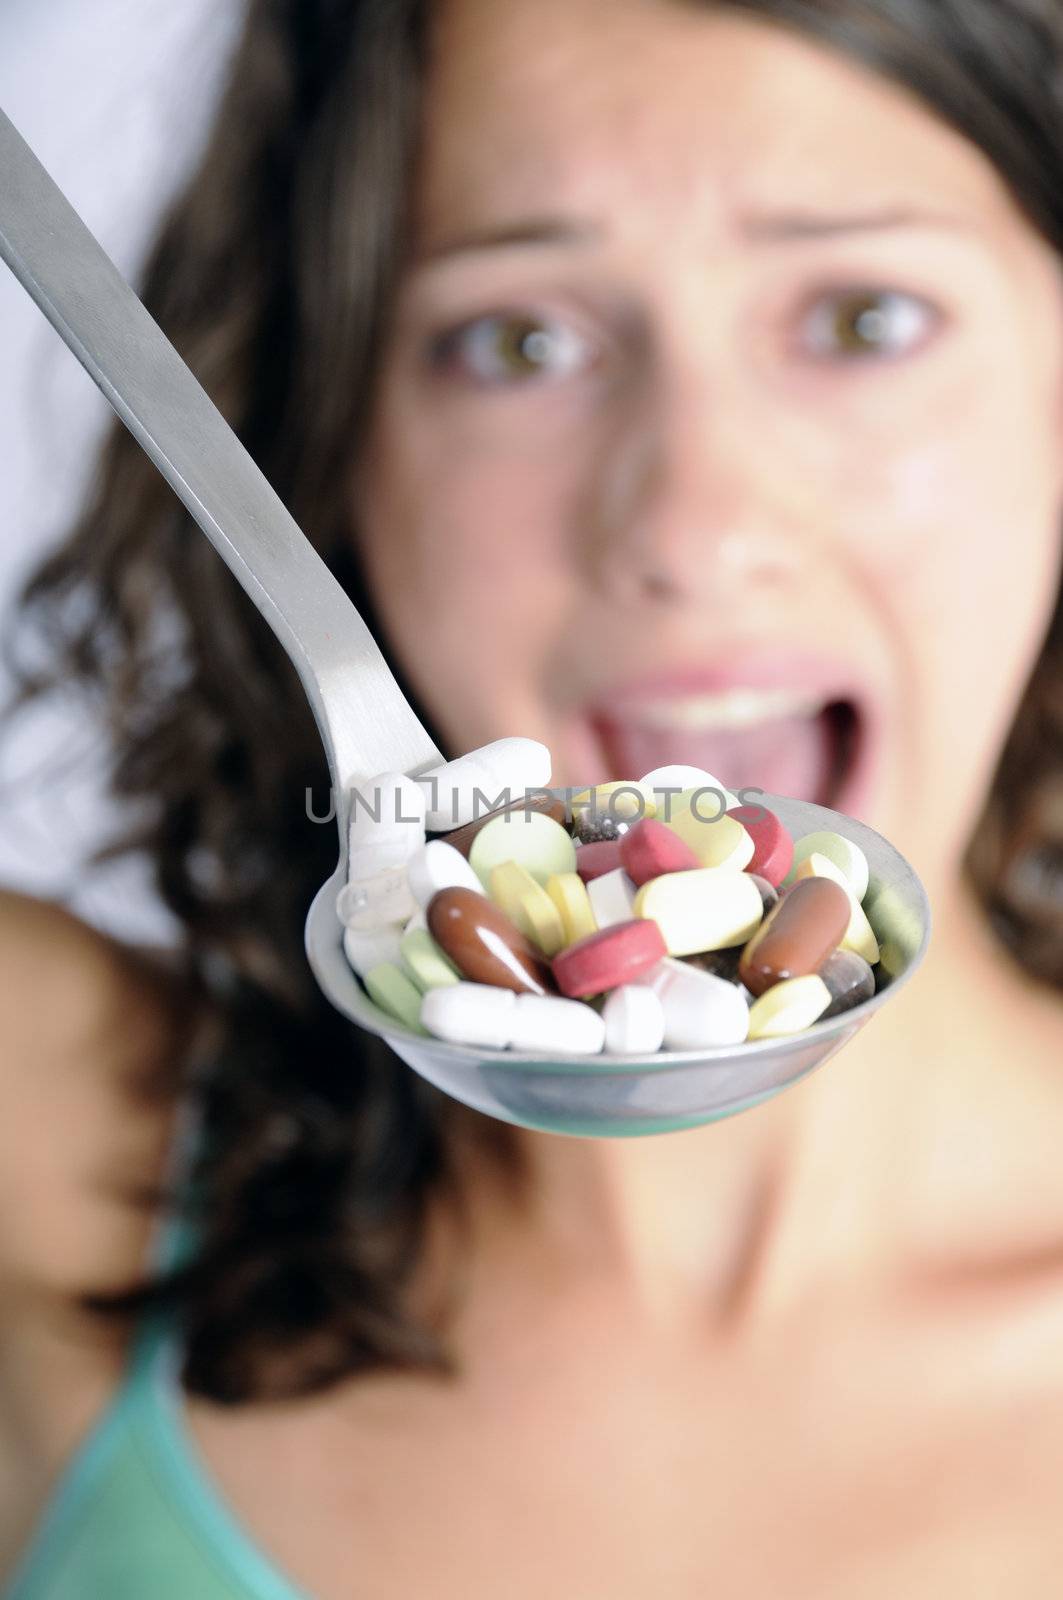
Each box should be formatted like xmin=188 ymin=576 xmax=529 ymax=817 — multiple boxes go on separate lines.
xmin=0 ymin=886 xmax=188 ymax=1302
xmin=0 ymin=889 xmax=192 ymax=1577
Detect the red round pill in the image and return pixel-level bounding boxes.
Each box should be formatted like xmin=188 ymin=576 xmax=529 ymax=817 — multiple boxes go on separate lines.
xmin=726 ymin=805 xmax=794 ymax=887
xmin=574 ymin=839 xmax=625 ymax=883
xmin=619 ymin=818 xmax=700 ymax=886
xmin=551 ymin=918 xmax=667 ymax=998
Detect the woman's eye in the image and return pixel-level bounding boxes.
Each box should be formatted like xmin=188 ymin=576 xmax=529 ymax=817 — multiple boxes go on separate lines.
xmin=431 ymin=315 xmax=592 ymax=385
xmin=799 ymin=289 xmax=940 ymax=361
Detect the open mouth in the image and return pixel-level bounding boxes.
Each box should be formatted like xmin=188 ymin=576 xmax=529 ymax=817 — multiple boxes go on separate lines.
xmin=582 ymin=680 xmax=870 ymax=813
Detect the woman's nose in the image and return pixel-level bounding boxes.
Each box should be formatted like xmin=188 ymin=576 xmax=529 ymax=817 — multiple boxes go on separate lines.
xmin=576 ymin=381 xmax=804 ymax=611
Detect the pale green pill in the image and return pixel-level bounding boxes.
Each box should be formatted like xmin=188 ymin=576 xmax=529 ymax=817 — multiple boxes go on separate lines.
xmin=786 ymin=830 xmax=870 ymax=900
xmin=469 ymin=811 xmax=577 ymax=888
xmin=400 ymin=928 xmax=462 ymax=993
xmin=364 ymin=963 xmax=429 ymax=1033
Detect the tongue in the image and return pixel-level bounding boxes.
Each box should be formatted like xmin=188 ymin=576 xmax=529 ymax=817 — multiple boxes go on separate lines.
xmin=593 ymin=711 xmax=838 ymax=805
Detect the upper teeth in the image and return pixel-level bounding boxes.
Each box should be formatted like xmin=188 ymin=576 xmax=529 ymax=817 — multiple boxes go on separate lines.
xmin=630 ymin=688 xmax=828 ymax=732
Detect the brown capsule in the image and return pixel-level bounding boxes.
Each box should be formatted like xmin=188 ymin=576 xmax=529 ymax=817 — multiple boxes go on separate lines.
xmin=426 ymin=888 xmax=556 ymax=996
xmin=738 ymin=876 xmax=851 ymax=998
xmin=433 ymin=793 xmax=569 ymax=858
xmin=819 ymin=948 xmax=876 ymax=1018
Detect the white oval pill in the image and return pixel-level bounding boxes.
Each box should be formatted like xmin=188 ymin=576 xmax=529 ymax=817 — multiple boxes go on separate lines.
xmin=747 ymin=974 xmax=832 ymax=1039
xmin=603 ymin=985 xmax=666 ymax=1055
xmin=342 ymin=924 xmax=405 ymax=979
xmin=403 ymin=906 xmax=428 ymax=936
xmin=421 ymin=983 xmax=517 ymax=1049
xmin=336 ymin=866 xmax=417 ymax=931
xmin=416 ymin=739 xmax=552 ymax=830
xmin=406 ymin=840 xmax=486 ymax=907
xmin=634 ymin=869 xmax=763 ymax=956
xmin=654 ymin=962 xmax=751 ymax=1049
xmin=789 ymin=830 xmax=869 ymax=901
xmin=586 ymin=867 xmax=638 ymax=929
xmin=507 ymin=994 xmax=606 ymax=1055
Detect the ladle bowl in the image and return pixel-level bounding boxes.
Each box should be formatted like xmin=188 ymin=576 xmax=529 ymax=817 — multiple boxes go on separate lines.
xmin=307 ymin=792 xmax=930 ymax=1137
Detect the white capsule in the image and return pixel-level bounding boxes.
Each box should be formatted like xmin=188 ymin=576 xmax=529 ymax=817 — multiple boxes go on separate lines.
xmin=406 ymin=840 xmax=486 ymax=907
xmin=603 ymin=985 xmax=667 ymax=1055
xmin=345 ymin=772 xmax=425 ymax=879
xmin=342 ymin=924 xmax=405 ymax=979
xmin=415 ymin=738 xmax=552 ymax=830
xmin=421 ymin=983 xmax=517 ymax=1049
xmin=415 ymin=759 xmax=499 ymax=832
xmin=587 ymin=868 xmax=638 ymax=929
xmin=403 ymin=906 xmax=428 ymax=936
xmin=653 ymin=961 xmax=751 ymax=1049
xmin=336 ymin=865 xmax=417 ymax=931
xmin=348 ymin=771 xmax=426 ymax=843
xmin=507 ymin=994 xmax=606 ymax=1055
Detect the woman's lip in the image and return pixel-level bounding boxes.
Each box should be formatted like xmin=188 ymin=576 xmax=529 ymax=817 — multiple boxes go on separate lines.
xmin=582 ymin=650 xmax=876 ymax=711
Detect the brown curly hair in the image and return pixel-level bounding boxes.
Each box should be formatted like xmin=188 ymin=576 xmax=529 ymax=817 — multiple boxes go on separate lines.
xmin=3 ymin=0 xmax=1062 ymax=1402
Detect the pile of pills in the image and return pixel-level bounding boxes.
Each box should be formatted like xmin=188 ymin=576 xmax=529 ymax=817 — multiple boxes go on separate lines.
xmin=337 ymin=738 xmax=881 ymax=1056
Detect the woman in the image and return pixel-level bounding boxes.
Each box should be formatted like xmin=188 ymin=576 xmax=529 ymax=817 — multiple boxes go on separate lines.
xmin=3 ymin=0 xmax=1063 ymax=1592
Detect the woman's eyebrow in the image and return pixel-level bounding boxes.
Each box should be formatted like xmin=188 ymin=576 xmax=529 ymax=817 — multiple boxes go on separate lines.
xmin=415 ymin=205 xmax=976 ymax=264
xmin=739 ymin=204 xmax=975 ymax=240
xmin=415 ymin=219 xmax=598 ymax=263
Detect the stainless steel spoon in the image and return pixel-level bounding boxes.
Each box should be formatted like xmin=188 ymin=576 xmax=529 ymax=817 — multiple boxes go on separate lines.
xmin=0 ymin=108 xmax=930 ymax=1138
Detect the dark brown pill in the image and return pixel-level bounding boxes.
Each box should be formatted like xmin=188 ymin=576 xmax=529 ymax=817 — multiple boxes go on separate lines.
xmin=427 ymin=888 xmax=556 ymax=996
xmin=684 ymin=946 xmax=744 ymax=986
xmin=738 ymin=876 xmax=851 ymax=998
xmin=747 ymin=874 xmax=779 ymax=917
xmin=433 ymin=793 xmax=568 ymax=858
xmin=819 ymin=949 xmax=876 ymax=1018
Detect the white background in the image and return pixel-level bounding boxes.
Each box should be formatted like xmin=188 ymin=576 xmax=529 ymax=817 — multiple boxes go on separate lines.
xmin=0 ymin=0 xmax=241 ymax=940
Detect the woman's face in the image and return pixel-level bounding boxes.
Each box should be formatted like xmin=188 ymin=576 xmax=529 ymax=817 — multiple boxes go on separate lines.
xmin=355 ymin=0 xmax=1063 ymax=882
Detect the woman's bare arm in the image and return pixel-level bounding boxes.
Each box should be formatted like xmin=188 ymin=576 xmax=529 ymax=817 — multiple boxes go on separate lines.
xmin=0 ymin=888 xmax=183 ymax=1305
xmin=0 ymin=889 xmax=187 ymax=1574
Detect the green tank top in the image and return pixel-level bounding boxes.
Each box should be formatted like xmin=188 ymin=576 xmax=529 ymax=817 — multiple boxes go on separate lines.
xmin=4 ymin=1114 xmax=313 ymax=1600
